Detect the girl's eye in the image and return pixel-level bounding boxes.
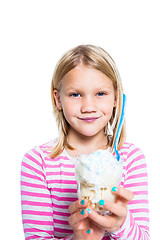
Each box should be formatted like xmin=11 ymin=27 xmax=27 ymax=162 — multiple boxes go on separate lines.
xmin=97 ymin=92 xmax=106 ymax=96
xmin=70 ymin=93 xmax=80 ymax=98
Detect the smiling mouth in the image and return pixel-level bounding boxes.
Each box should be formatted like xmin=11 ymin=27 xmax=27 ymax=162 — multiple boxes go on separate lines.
xmin=78 ymin=117 xmax=99 ymax=122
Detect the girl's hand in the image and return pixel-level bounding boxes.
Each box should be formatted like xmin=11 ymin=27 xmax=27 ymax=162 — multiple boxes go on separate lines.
xmin=68 ymin=199 xmax=105 ymax=240
xmin=87 ymin=187 xmax=134 ymax=233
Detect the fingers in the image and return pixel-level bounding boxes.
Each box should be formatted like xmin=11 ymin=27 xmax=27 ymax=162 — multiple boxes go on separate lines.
xmin=68 ymin=207 xmax=90 ymax=228
xmin=69 ymin=199 xmax=88 ymax=214
xmin=112 ymin=186 xmax=134 ymax=202
xmin=86 ymin=187 xmax=133 ymax=231
xmin=88 ymin=199 xmax=126 ymax=222
xmin=68 ymin=199 xmax=90 ymax=230
xmin=87 ymin=200 xmax=127 ymax=232
xmin=73 ymin=228 xmax=93 ymax=240
xmin=87 ymin=207 xmax=117 ymax=230
xmin=100 ymin=199 xmax=127 ymax=217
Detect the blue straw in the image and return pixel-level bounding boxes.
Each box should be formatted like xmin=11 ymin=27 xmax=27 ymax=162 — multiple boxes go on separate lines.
xmin=114 ymin=94 xmax=126 ymax=161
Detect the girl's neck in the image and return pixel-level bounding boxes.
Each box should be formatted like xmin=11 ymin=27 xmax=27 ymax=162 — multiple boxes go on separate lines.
xmin=65 ymin=129 xmax=108 ymax=157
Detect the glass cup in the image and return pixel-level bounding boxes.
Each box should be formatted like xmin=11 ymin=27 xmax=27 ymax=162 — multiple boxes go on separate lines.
xmin=75 ymin=150 xmax=123 ymax=215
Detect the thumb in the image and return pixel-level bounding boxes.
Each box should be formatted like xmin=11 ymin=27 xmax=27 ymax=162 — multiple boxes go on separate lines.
xmin=74 ymin=229 xmax=93 ymax=239
xmin=83 ymin=228 xmax=93 ymax=239
xmin=86 ymin=229 xmax=92 ymax=235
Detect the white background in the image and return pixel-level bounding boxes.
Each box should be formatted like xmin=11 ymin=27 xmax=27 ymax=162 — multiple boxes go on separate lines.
xmin=0 ymin=0 xmax=159 ymax=239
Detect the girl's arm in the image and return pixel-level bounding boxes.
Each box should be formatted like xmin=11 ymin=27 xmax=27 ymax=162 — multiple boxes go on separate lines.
xmin=109 ymin=143 xmax=150 ymax=239
xmin=21 ymin=147 xmax=73 ymax=240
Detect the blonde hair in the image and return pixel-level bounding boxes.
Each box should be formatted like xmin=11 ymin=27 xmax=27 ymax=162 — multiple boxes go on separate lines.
xmin=50 ymin=44 xmax=126 ymax=157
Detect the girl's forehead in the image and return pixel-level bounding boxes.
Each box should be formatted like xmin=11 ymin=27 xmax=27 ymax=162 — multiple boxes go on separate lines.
xmin=61 ymin=65 xmax=114 ymax=89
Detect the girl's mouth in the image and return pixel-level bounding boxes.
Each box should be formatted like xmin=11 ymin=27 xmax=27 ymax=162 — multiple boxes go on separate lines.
xmin=78 ymin=117 xmax=99 ymax=122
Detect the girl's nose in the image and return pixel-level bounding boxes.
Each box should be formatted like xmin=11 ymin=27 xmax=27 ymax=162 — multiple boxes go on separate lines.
xmin=81 ymin=97 xmax=97 ymax=113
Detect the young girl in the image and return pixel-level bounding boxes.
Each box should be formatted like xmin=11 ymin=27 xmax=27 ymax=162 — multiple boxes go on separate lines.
xmin=21 ymin=45 xmax=150 ymax=239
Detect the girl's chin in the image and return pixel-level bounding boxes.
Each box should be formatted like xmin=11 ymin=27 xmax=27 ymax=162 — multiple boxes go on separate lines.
xmin=76 ymin=130 xmax=105 ymax=138
xmin=68 ymin=125 xmax=106 ymax=139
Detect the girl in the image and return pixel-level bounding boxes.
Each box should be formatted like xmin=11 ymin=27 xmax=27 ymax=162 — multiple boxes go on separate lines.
xmin=21 ymin=45 xmax=150 ymax=239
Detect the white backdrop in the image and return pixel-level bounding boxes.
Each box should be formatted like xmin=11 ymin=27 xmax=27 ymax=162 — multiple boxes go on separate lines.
xmin=0 ymin=0 xmax=159 ymax=239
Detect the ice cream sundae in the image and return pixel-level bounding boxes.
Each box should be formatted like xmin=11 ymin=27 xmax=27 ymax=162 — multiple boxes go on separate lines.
xmin=75 ymin=149 xmax=123 ymax=215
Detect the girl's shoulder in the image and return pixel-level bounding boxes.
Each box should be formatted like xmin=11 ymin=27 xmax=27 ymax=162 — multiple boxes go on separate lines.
xmin=21 ymin=139 xmax=59 ymax=180
xmin=35 ymin=138 xmax=59 ymax=158
xmin=120 ymin=142 xmax=144 ymax=154
xmin=119 ymin=141 xmax=145 ymax=161
xmin=119 ymin=142 xmax=146 ymax=169
xmin=38 ymin=138 xmax=58 ymax=152
xmin=22 ymin=138 xmax=58 ymax=164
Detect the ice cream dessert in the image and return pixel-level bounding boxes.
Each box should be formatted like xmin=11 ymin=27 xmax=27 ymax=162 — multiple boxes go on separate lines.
xmin=75 ymin=149 xmax=123 ymax=215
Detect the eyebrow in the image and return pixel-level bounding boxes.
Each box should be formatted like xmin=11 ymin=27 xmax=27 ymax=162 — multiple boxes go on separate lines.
xmin=65 ymin=84 xmax=112 ymax=90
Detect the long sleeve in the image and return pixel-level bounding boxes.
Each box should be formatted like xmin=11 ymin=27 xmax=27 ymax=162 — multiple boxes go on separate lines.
xmin=109 ymin=143 xmax=150 ymax=240
xmin=21 ymin=147 xmax=73 ymax=240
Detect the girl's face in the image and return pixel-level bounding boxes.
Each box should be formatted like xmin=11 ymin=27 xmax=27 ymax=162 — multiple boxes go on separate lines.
xmin=54 ymin=64 xmax=116 ymax=141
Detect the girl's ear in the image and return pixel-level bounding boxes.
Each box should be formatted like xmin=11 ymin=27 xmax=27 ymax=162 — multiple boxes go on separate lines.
xmin=113 ymin=88 xmax=117 ymax=107
xmin=53 ymin=89 xmax=62 ymax=110
xmin=114 ymin=95 xmax=117 ymax=107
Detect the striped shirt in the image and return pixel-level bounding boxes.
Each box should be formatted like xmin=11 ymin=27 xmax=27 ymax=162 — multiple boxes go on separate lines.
xmin=21 ymin=139 xmax=150 ymax=239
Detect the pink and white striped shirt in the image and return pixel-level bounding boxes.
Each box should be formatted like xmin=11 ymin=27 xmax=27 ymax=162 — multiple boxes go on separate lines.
xmin=21 ymin=139 xmax=150 ymax=239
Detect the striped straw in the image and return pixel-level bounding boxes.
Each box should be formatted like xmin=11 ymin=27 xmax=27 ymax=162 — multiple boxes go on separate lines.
xmin=114 ymin=94 xmax=126 ymax=161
